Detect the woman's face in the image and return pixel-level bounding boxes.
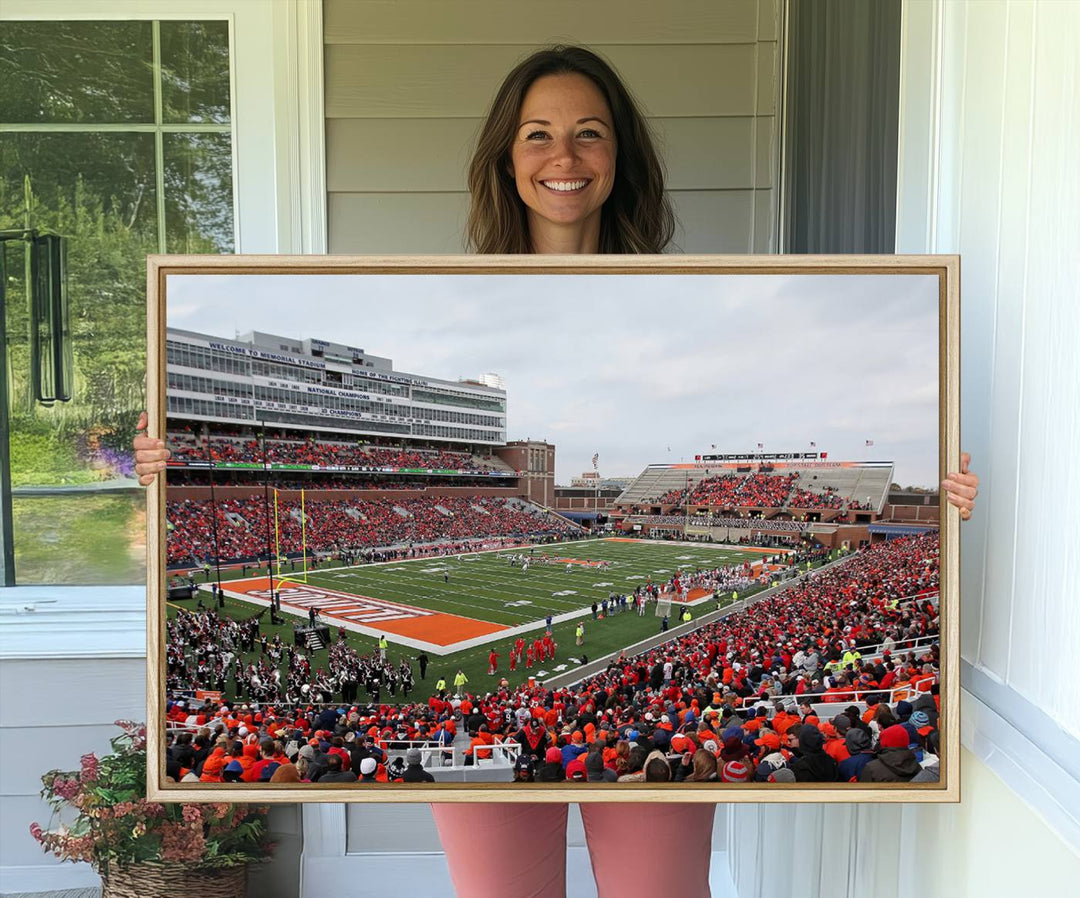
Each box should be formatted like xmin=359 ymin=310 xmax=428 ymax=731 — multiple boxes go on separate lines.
xmin=509 ymin=73 xmax=616 ymax=242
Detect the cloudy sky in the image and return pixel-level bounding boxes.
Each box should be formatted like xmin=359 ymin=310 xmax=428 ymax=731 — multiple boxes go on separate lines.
xmin=168 ymin=273 xmax=940 ymax=488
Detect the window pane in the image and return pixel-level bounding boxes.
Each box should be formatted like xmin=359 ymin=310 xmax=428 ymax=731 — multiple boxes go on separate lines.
xmin=164 ymin=132 xmax=235 ymax=252
xmin=160 ymin=21 xmax=232 ymax=124
xmin=2 ymin=132 xmax=156 ymax=584
xmin=0 ymin=22 xmax=154 ymax=124
xmin=0 ymin=132 xmax=158 ymax=235
xmin=12 ymin=493 xmax=145 ymax=585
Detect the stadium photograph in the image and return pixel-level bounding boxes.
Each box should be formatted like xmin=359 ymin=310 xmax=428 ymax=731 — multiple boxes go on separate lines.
xmin=154 ymin=266 xmax=948 ymax=796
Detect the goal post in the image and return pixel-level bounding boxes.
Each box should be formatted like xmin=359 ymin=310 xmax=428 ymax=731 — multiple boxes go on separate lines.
xmin=273 ymin=488 xmax=310 ymax=585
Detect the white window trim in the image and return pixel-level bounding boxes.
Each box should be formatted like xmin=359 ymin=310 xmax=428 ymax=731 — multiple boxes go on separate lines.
xmin=0 ymin=586 xmax=145 ymax=659
xmin=961 ymin=670 xmax=1080 ymax=855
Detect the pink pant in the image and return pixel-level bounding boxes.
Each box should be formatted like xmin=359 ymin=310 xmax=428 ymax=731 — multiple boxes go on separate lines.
xmin=432 ymin=802 xmax=716 ymax=898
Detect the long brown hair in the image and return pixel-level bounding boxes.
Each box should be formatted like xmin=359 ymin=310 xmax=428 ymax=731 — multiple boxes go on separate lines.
xmin=466 ymin=45 xmax=675 ymax=254
xmin=689 ymin=748 xmax=719 ymax=782
xmin=613 ymin=739 xmax=631 ymax=775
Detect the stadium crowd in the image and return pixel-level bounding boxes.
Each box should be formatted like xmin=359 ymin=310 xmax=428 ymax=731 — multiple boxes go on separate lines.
xmin=788 ymin=487 xmax=874 ymax=511
xmin=168 ymin=433 xmax=506 ymax=472
xmin=167 ymin=474 xmax=510 ymax=490
xmin=640 ymin=472 xmax=876 ymax=514
xmin=687 ymin=472 xmax=799 ymax=508
xmin=166 ymin=532 xmax=942 ymax=786
xmin=166 ymin=495 xmax=578 ymax=565
xmin=789 ymin=485 xmax=846 ymax=509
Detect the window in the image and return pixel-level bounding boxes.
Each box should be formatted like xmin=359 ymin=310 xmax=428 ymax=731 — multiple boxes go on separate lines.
xmin=1 ymin=19 xmax=234 ymax=584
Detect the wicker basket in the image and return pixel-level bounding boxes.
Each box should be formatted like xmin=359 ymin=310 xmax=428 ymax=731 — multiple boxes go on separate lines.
xmin=100 ymin=862 xmax=247 ymax=898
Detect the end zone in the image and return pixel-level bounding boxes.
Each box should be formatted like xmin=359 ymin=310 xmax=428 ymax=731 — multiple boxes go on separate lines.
xmin=213 ymin=577 xmax=510 ymax=655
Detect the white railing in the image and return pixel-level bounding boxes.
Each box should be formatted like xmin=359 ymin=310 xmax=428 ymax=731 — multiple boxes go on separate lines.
xmin=889 ymin=589 xmax=940 ymax=611
xmin=468 ymin=741 xmax=520 ymax=766
xmin=407 ymin=742 xmax=458 ymax=768
xmin=738 ymin=678 xmax=937 ymax=709
xmin=855 ymin=633 xmax=939 ymax=663
xmin=397 ymin=740 xmax=521 ymax=769
xmin=618 ymin=514 xmax=809 ymax=532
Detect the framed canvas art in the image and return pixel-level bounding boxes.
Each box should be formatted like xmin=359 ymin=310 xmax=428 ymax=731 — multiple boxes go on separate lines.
xmin=145 ymin=254 xmax=959 ymax=803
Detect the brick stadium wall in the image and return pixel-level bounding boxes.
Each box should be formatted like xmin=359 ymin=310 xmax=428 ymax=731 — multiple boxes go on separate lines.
xmin=551 ymin=495 xmax=620 ymax=511
xmin=496 ymin=442 xmax=555 ymax=507
xmin=883 ymin=503 xmax=941 ymax=523
xmin=815 ymin=525 xmax=872 ymax=548
xmin=617 ymin=521 xmax=874 ymax=549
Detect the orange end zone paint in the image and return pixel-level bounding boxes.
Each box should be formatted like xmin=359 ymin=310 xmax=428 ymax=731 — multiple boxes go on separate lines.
xmin=220 ymin=577 xmax=509 ymax=647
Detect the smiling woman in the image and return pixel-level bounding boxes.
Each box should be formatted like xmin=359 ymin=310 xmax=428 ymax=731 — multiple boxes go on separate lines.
xmin=509 ymin=73 xmax=617 ymax=252
xmin=466 ymin=46 xmax=674 ymax=255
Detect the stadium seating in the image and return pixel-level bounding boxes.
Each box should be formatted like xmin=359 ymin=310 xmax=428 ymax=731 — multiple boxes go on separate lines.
xmin=167 ymin=433 xmax=515 ymax=474
xmin=167 ymin=494 xmax=577 ymax=564
xmin=617 ymin=463 xmax=894 ymax=513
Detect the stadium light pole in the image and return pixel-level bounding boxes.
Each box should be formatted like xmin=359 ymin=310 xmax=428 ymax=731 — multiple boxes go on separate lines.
xmin=207 ymin=450 xmax=224 ymax=591
xmin=258 ymin=419 xmax=276 ymax=602
xmin=0 ymin=231 xmax=73 ymax=585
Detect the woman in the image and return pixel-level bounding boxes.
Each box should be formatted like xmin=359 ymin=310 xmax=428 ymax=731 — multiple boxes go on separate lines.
xmin=465 ymin=45 xmax=672 ymax=255
xmin=135 ymin=44 xmax=979 ymax=898
xmin=674 ymin=748 xmax=719 ymax=783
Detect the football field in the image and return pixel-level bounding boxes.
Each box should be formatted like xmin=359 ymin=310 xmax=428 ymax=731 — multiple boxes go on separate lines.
xmin=168 ymin=538 xmax=789 ymax=698
xmin=217 ymin=538 xmax=777 ymax=651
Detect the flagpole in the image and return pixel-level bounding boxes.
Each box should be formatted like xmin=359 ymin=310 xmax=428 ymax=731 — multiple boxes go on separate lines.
xmin=592 ymin=452 xmax=599 ymax=532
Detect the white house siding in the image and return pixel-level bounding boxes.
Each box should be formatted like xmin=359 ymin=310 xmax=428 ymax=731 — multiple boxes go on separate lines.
xmin=323 ymin=0 xmax=782 ymax=253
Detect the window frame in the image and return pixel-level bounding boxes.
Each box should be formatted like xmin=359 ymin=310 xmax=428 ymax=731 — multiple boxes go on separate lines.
xmin=2 ymin=21 xmax=237 ymax=258
xmin=0 ymin=0 xmax=327 ymax=256
xmin=0 ymin=0 xmax=325 ymax=645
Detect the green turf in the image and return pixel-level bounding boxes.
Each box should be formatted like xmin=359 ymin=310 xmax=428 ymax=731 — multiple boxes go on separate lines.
xmin=294 ymin=538 xmax=759 ymax=627
xmin=167 ymin=538 xmax=781 ymax=700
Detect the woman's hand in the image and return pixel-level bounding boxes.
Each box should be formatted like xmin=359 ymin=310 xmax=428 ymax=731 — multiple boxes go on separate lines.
xmin=941 ymin=451 xmax=979 ymax=521
xmin=133 ymin=411 xmax=170 ymax=486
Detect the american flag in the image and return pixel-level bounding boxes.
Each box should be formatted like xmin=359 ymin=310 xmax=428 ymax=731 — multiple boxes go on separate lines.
xmin=592 ymin=453 xmax=599 ymax=469
xmin=810 ymin=441 xmax=816 ymax=447
xmin=757 ymin=442 xmax=764 ymax=449
xmin=865 ymin=439 xmax=874 ymax=447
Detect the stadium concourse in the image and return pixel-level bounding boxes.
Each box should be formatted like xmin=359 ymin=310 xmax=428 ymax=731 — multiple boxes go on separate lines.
xmin=164 ymin=532 xmax=942 ymax=787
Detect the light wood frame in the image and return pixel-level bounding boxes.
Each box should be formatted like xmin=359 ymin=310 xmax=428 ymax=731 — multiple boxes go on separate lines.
xmin=146 ymin=253 xmax=960 ymax=803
